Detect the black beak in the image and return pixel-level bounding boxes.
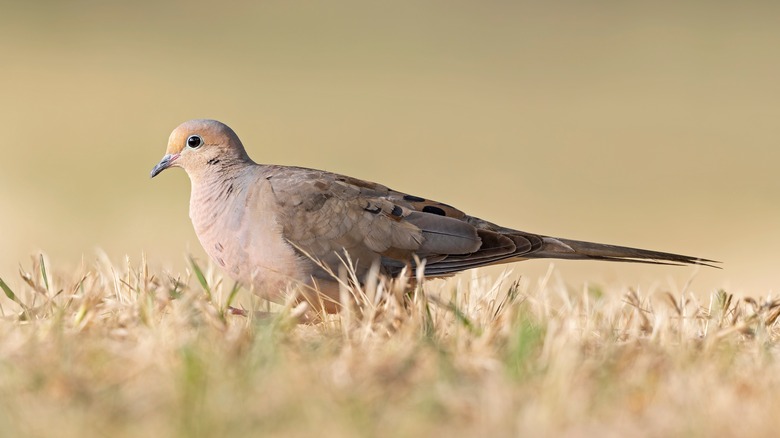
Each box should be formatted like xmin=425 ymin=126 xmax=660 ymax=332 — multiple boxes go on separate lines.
xmin=150 ymin=153 xmax=179 ymax=178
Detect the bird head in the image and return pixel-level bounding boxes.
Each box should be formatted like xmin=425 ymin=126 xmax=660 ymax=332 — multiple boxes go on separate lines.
xmin=150 ymin=119 xmax=251 ymax=179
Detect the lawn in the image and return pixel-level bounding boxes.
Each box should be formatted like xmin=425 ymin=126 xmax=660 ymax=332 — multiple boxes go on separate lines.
xmin=0 ymin=255 xmax=778 ymax=437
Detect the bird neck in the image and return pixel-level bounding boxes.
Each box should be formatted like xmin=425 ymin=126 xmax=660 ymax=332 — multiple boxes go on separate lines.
xmin=187 ymin=155 xmax=252 ymax=184
xmin=189 ymin=162 xmax=255 ymax=207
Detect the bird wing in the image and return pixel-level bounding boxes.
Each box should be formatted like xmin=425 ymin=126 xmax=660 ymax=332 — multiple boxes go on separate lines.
xmin=264 ymin=165 xmax=717 ymax=279
xmin=264 ymin=166 xmax=533 ymax=277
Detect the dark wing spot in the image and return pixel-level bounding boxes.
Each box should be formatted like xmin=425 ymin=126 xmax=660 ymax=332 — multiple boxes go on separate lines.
xmin=303 ymin=193 xmax=332 ymax=211
xmin=422 ymin=205 xmax=446 ymax=216
xmin=336 ymin=176 xmax=374 ymax=189
xmin=226 ymin=184 xmax=234 ymax=196
xmin=390 ymin=205 xmax=403 ymax=218
xmin=403 ymin=195 xmax=426 ymax=202
xmin=364 ymin=204 xmax=381 ymax=214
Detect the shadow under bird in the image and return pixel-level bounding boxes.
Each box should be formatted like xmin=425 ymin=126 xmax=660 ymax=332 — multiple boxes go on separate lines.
xmin=151 ymin=119 xmax=718 ymax=311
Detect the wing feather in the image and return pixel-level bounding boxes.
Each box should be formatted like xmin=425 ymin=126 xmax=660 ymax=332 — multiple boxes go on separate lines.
xmin=263 ymin=165 xmax=718 ymax=281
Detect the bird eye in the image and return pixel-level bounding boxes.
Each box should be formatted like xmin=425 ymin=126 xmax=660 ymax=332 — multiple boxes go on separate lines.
xmin=187 ymin=135 xmax=203 ymax=148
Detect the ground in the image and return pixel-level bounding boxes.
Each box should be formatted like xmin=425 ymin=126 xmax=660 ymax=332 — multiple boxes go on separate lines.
xmin=0 ymin=255 xmax=778 ymax=437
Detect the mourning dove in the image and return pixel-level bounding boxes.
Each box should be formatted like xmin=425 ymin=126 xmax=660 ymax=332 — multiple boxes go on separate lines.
xmin=151 ymin=119 xmax=716 ymax=311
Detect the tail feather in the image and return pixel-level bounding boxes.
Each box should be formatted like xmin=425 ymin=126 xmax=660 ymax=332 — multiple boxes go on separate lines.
xmin=525 ymin=237 xmax=721 ymax=268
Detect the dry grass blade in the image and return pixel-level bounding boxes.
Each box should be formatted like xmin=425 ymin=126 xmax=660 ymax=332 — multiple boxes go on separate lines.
xmin=766 ymin=303 xmax=780 ymax=326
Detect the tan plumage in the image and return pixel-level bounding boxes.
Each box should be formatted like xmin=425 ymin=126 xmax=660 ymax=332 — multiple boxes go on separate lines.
xmin=151 ymin=119 xmax=717 ymax=311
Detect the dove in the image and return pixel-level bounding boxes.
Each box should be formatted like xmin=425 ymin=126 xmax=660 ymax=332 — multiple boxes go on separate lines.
xmin=151 ymin=119 xmax=717 ymax=312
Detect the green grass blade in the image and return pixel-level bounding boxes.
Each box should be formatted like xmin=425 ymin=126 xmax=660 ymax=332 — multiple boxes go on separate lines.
xmin=189 ymin=256 xmax=212 ymax=300
xmin=39 ymin=254 xmax=49 ymax=292
xmin=226 ymin=282 xmax=241 ymax=308
xmin=0 ymin=276 xmax=17 ymax=302
xmin=449 ymin=302 xmax=476 ymax=333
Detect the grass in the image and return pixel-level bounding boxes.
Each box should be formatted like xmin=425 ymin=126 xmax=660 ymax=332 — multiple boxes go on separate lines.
xmin=0 ymin=255 xmax=778 ymax=437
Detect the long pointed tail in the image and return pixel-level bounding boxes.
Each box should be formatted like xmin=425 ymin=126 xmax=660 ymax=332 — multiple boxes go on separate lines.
xmin=526 ymin=236 xmax=720 ymax=268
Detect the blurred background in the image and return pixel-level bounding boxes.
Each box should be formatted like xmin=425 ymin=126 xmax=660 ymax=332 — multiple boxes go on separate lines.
xmin=0 ymin=0 xmax=777 ymax=296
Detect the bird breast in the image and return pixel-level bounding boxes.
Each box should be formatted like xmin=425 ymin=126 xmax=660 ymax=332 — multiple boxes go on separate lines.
xmin=188 ymin=170 xmax=310 ymax=300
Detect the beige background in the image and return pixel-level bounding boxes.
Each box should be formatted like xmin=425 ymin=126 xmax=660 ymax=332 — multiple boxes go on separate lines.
xmin=1 ymin=1 xmax=777 ymax=295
